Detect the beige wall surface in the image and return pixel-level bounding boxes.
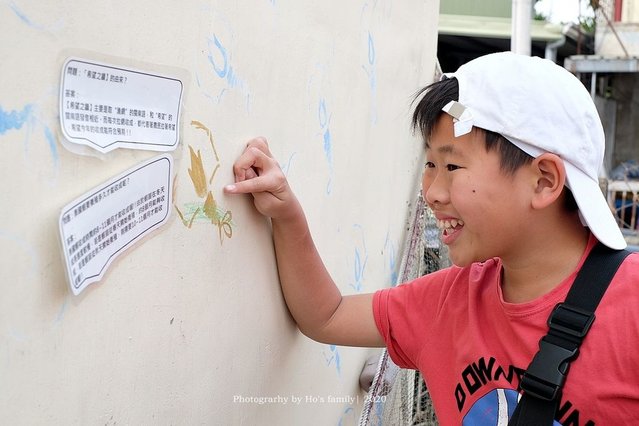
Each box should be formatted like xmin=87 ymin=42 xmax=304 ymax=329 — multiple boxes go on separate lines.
xmin=622 ymin=0 xmax=639 ymax=23
xmin=596 ymin=21 xmax=639 ymax=56
xmin=0 ymin=1 xmax=438 ymax=424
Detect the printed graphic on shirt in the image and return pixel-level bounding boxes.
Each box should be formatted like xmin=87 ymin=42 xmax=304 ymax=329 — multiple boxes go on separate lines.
xmin=454 ymin=356 xmax=524 ymax=412
xmin=462 ymin=389 xmax=562 ymax=425
xmin=456 ymin=357 xmax=596 ymax=425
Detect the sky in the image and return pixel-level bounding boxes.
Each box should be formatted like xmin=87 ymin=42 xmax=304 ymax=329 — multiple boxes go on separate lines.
xmin=534 ymin=0 xmax=595 ymax=24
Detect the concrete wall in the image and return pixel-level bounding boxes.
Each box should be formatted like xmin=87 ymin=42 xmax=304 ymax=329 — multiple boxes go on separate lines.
xmin=0 ymin=1 xmax=439 ymax=424
xmin=611 ymin=74 xmax=639 ymax=166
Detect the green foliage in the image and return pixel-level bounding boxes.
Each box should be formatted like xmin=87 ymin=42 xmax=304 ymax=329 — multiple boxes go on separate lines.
xmin=580 ymin=15 xmax=596 ymax=34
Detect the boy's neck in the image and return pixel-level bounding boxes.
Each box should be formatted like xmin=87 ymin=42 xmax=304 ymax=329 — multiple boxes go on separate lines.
xmin=500 ymin=220 xmax=590 ymax=304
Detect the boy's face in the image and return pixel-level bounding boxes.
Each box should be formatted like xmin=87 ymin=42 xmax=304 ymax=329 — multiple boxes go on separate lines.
xmin=422 ymin=115 xmax=533 ymax=266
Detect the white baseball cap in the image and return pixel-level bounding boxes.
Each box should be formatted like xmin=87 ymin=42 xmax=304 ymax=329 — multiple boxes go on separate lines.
xmin=441 ymin=52 xmax=626 ymax=250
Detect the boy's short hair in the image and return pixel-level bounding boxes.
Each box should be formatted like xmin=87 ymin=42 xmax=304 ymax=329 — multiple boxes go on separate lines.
xmin=412 ymin=52 xmax=626 ymax=250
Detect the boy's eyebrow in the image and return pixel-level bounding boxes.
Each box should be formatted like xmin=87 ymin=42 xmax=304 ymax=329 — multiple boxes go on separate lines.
xmin=437 ymin=144 xmax=459 ymax=155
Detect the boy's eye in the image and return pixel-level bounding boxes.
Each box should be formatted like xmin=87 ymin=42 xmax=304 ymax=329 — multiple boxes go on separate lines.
xmin=424 ymin=162 xmax=462 ymax=171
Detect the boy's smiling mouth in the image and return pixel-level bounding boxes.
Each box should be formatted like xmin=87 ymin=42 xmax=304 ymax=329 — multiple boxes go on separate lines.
xmin=437 ymin=219 xmax=465 ymax=236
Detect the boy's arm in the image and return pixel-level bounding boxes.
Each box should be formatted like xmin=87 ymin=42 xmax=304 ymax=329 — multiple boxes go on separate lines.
xmin=225 ymin=137 xmax=385 ymax=348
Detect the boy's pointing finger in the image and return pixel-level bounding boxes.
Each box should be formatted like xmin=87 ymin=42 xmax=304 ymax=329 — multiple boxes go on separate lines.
xmin=224 ymin=171 xmax=281 ymax=195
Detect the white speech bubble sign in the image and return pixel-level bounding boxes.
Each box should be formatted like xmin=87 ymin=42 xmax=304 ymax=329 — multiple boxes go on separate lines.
xmin=59 ymin=155 xmax=173 ymax=295
xmin=59 ymin=58 xmax=183 ymax=153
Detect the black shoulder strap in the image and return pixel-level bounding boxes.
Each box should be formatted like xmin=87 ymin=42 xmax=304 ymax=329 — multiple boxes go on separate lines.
xmin=509 ymin=243 xmax=631 ymax=426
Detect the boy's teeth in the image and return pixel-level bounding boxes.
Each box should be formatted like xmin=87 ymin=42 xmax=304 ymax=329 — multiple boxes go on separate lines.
xmin=437 ymin=219 xmax=464 ymax=230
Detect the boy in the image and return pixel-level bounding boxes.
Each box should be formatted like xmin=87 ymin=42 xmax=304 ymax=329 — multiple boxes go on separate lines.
xmin=224 ymin=52 xmax=639 ymax=424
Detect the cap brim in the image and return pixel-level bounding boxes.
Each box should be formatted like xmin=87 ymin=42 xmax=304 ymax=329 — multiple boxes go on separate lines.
xmin=565 ymin=163 xmax=627 ymax=250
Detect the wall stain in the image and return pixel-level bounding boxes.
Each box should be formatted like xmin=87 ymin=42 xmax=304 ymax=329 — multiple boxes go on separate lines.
xmin=174 ymin=120 xmax=233 ymax=244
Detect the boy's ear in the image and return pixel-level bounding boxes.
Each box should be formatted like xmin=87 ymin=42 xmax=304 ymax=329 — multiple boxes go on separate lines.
xmin=530 ymin=153 xmax=566 ymax=209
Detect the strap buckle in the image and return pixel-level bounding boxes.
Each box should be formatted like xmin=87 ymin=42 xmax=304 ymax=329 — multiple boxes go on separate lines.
xmin=520 ymin=304 xmax=594 ymax=401
xmin=548 ymin=303 xmax=595 ymax=339
xmin=520 ymin=339 xmax=578 ymax=401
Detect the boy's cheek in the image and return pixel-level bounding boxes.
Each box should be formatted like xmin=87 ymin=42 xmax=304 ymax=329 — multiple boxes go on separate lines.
xmin=421 ymin=178 xmax=434 ymax=196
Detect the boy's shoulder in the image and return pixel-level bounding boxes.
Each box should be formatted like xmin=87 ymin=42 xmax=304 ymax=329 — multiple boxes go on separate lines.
xmin=615 ymin=249 xmax=639 ymax=279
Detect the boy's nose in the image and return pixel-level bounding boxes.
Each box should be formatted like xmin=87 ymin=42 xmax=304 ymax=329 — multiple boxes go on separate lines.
xmin=422 ymin=173 xmax=449 ymax=207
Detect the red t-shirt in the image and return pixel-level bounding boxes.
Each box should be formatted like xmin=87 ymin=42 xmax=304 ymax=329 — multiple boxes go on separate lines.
xmin=374 ymin=236 xmax=639 ymax=425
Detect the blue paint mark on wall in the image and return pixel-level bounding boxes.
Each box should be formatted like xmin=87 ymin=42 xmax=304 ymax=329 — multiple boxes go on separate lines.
xmin=9 ymin=1 xmax=38 ymax=28
xmin=319 ymin=99 xmax=332 ymax=163
xmin=362 ymin=31 xmax=378 ymax=124
xmin=350 ymin=224 xmax=368 ymax=292
xmin=352 ymin=248 xmax=366 ymax=292
xmin=208 ymin=34 xmax=244 ymax=89
xmin=384 ymin=233 xmax=398 ymax=286
xmin=43 ymin=126 xmax=59 ymax=166
xmin=0 ymin=105 xmax=32 ymax=135
xmin=280 ymin=152 xmax=297 ymax=178
xmin=367 ymin=32 xmax=376 ymax=72
xmin=338 ymin=407 xmax=356 ymax=426
xmin=204 ymin=33 xmax=250 ymax=111
xmin=1 ymin=104 xmax=60 ymax=166
xmin=318 ymin=98 xmax=333 ymax=194
xmin=208 ymin=35 xmax=229 ymax=79
xmin=54 ymin=296 xmax=69 ymax=324
xmin=8 ymin=1 xmax=62 ymax=32
xmin=324 ymin=344 xmax=342 ymax=376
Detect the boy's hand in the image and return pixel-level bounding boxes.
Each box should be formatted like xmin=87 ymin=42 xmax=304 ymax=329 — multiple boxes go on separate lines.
xmin=224 ymin=137 xmax=299 ymax=220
